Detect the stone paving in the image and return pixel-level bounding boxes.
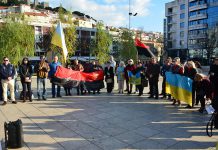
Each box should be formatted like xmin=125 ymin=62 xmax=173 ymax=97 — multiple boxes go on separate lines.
xmin=0 ymin=77 xmax=218 ymax=150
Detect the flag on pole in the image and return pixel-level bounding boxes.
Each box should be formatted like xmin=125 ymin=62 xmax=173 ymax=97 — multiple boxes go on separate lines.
xmin=135 ymin=38 xmax=155 ymax=58
xmin=51 ymin=22 xmax=68 ymax=62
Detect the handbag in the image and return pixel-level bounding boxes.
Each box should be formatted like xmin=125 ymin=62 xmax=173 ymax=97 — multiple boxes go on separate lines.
xmin=25 ymin=78 xmax=31 ymax=83
xmin=141 ymin=78 xmax=148 ymax=87
xmin=24 ymin=67 xmax=31 ymax=83
xmin=106 ymin=78 xmax=113 ymax=83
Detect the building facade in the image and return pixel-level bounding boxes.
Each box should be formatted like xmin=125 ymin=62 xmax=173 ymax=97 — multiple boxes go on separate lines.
xmin=165 ymin=0 xmax=218 ymax=60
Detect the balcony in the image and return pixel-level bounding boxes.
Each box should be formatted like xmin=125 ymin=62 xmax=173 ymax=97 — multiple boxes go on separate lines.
xmin=189 ymin=13 xmax=208 ymax=21
xmin=189 ymin=4 xmax=207 ymax=12
xmin=188 ymin=33 xmax=207 ymax=39
xmin=167 ymin=20 xmax=177 ymax=24
xmin=189 ymin=23 xmax=208 ymax=30
xmin=166 ymin=12 xmax=177 ymax=17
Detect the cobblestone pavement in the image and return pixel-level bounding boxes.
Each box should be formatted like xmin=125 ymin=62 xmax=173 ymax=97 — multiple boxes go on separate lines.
xmin=0 ymin=77 xmax=217 ymax=150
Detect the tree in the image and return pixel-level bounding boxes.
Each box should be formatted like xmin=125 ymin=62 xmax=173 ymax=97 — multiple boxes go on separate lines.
xmin=91 ymin=22 xmax=112 ymax=64
xmin=197 ymin=25 xmax=218 ymax=63
xmin=0 ymin=16 xmax=34 ymax=65
xmin=119 ymin=30 xmax=137 ymax=62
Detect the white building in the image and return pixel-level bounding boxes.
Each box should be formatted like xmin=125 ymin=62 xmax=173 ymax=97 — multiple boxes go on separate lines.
xmin=165 ymin=0 xmax=189 ymax=59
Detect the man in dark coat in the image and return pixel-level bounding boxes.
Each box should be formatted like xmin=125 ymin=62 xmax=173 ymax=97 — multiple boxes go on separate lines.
xmin=146 ymin=57 xmax=160 ymax=99
xmin=209 ymin=57 xmax=218 ymax=110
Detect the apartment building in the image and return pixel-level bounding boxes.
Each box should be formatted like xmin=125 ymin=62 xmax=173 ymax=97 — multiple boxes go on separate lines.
xmin=165 ymin=0 xmax=218 ymax=60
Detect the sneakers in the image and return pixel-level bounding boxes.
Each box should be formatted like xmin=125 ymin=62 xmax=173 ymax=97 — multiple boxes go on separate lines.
xmin=12 ymin=101 xmax=17 ymax=104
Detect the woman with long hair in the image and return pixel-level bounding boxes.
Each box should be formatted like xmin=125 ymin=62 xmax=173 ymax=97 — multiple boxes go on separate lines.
xmin=19 ymin=57 xmax=33 ymax=102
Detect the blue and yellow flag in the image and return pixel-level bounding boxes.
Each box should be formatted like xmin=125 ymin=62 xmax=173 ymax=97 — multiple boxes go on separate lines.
xmin=128 ymin=71 xmax=141 ymax=85
xmin=51 ymin=22 xmax=68 ymax=62
xmin=166 ymin=72 xmax=193 ymax=106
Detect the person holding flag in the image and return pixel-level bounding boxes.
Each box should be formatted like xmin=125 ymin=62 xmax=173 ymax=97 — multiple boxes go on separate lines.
xmin=49 ymin=56 xmax=62 ymax=98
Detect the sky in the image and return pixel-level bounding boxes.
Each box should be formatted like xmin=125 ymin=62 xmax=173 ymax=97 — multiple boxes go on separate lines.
xmin=40 ymin=0 xmax=172 ymax=32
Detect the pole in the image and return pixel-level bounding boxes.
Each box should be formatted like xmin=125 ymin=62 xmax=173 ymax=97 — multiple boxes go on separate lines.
xmin=128 ymin=0 xmax=131 ymax=58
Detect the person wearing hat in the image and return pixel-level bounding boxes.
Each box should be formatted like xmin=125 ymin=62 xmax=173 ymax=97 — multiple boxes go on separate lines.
xmin=124 ymin=59 xmax=136 ymax=94
xmin=209 ymin=57 xmax=218 ymax=110
xmin=35 ymin=55 xmax=50 ymax=100
xmin=19 ymin=57 xmax=33 ymax=102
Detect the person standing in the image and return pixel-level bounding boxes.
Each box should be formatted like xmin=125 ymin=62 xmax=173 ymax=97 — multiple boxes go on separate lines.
xmin=184 ymin=60 xmax=197 ymax=108
xmin=116 ymin=61 xmax=125 ymax=94
xmin=209 ymin=57 xmax=218 ymax=110
xmin=35 ymin=55 xmax=50 ymax=100
xmin=64 ymin=63 xmax=72 ymax=96
xmin=160 ymin=57 xmax=172 ymax=99
xmin=171 ymin=57 xmax=184 ymax=105
xmin=135 ymin=62 xmax=145 ymax=96
xmin=146 ymin=57 xmax=160 ymax=99
xmin=0 ymin=57 xmax=17 ymax=105
xmin=124 ymin=59 xmax=136 ymax=94
xmin=19 ymin=57 xmax=33 ymax=102
xmin=72 ymin=60 xmax=84 ymax=95
xmin=49 ymin=56 xmax=62 ymax=98
xmin=105 ymin=61 xmax=114 ymax=93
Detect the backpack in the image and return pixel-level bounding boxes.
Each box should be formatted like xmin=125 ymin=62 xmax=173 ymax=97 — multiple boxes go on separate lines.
xmin=4 ymin=119 xmax=24 ymax=148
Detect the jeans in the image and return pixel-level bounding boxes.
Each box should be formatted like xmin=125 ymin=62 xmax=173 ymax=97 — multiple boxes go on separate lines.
xmin=37 ymin=78 xmax=47 ymax=98
xmin=1 ymin=79 xmax=15 ymax=102
xmin=52 ymin=83 xmax=61 ymax=97
xmin=21 ymin=81 xmax=32 ymax=100
xmin=0 ymin=80 xmax=2 ymax=101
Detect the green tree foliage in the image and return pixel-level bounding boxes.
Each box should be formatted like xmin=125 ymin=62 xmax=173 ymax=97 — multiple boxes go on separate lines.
xmin=0 ymin=19 xmax=34 ymax=65
xmin=91 ymin=22 xmax=112 ymax=64
xmin=119 ymin=30 xmax=137 ymax=62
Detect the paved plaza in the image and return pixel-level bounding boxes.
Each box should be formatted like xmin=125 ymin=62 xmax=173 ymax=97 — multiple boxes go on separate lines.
xmin=0 ymin=77 xmax=218 ymax=150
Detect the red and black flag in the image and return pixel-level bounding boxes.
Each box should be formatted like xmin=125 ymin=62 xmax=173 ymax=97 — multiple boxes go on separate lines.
xmin=52 ymin=66 xmax=104 ymax=90
xmin=135 ymin=38 xmax=155 ymax=58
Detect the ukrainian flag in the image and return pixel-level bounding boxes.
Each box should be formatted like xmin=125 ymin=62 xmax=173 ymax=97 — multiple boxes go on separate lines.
xmin=128 ymin=71 xmax=141 ymax=85
xmin=51 ymin=22 xmax=68 ymax=62
xmin=166 ymin=72 xmax=193 ymax=106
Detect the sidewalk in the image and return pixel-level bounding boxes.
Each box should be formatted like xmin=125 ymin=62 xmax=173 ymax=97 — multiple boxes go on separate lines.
xmin=0 ymin=78 xmax=217 ymax=150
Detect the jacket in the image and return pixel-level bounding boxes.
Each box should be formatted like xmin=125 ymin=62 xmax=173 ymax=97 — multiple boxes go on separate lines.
xmin=35 ymin=61 xmax=50 ymax=78
xmin=48 ymin=61 xmax=61 ymax=77
xmin=146 ymin=63 xmax=160 ymax=79
xmin=195 ymin=78 xmax=212 ymax=99
xmin=19 ymin=64 xmax=33 ymax=82
xmin=124 ymin=64 xmax=136 ymax=79
xmin=0 ymin=63 xmax=15 ymax=80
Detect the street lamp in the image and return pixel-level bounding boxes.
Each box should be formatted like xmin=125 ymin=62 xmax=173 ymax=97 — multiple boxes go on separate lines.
xmin=128 ymin=0 xmax=137 ymax=58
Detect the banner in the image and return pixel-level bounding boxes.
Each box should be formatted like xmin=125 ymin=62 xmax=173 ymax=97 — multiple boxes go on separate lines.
xmin=166 ymin=72 xmax=193 ymax=106
xmin=52 ymin=66 xmax=104 ymax=90
xmin=128 ymin=71 xmax=141 ymax=85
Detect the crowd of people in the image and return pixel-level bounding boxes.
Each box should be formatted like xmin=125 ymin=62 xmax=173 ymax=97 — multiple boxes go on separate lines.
xmin=0 ymin=55 xmax=217 ymax=114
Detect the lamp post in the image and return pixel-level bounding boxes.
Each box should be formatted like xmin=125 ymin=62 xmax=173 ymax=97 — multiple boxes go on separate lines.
xmin=128 ymin=0 xmax=137 ymax=58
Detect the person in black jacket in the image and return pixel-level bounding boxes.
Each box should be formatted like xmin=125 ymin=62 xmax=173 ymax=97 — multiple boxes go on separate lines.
xmin=209 ymin=57 xmax=218 ymax=110
xmin=0 ymin=57 xmax=16 ymax=105
xmin=19 ymin=57 xmax=33 ymax=102
xmin=104 ymin=61 xmax=114 ymax=93
xmin=146 ymin=57 xmax=160 ymax=99
xmin=135 ymin=62 xmax=145 ymax=96
xmin=160 ymin=57 xmax=172 ymax=99
xmin=184 ymin=60 xmax=197 ymax=108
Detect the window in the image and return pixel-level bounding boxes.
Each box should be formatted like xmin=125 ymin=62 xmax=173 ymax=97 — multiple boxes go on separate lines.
xmin=180 ymin=22 xmax=185 ymax=28
xmin=180 ymin=13 xmax=185 ymax=19
xmin=180 ymin=31 xmax=184 ymax=37
xmin=180 ymin=40 xmax=184 ymax=46
xmin=180 ymin=4 xmax=185 ymax=10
